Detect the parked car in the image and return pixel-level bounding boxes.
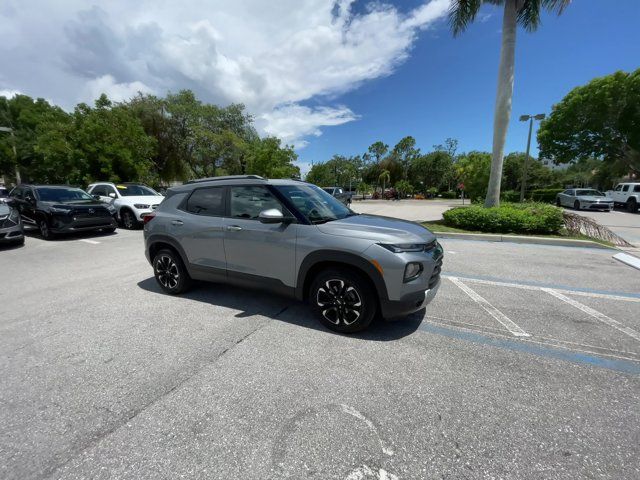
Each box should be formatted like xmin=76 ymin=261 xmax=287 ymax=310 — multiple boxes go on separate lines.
xmin=87 ymin=182 xmax=163 ymax=229
xmin=9 ymin=185 xmax=117 ymax=239
xmin=322 ymin=187 xmax=352 ymax=205
xmin=606 ymin=182 xmax=640 ymax=213
xmin=556 ymin=188 xmax=613 ymax=211
xmin=0 ymin=200 xmax=24 ymax=245
xmin=143 ymin=175 xmax=443 ymax=333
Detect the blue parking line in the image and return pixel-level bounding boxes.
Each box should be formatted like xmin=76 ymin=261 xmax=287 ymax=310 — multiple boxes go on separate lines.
xmin=419 ymin=323 xmax=640 ymax=375
xmin=444 ymin=271 xmax=640 ymax=300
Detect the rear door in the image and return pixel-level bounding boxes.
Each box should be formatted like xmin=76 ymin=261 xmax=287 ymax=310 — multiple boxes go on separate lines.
xmin=178 ymin=186 xmax=227 ymax=274
xmin=223 ymin=185 xmax=297 ymax=287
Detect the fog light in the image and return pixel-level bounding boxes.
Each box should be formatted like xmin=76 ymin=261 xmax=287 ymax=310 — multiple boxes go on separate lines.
xmin=404 ymin=262 xmax=423 ymax=282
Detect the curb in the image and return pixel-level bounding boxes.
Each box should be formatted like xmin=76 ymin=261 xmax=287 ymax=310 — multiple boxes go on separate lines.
xmin=434 ymin=231 xmax=614 ymax=249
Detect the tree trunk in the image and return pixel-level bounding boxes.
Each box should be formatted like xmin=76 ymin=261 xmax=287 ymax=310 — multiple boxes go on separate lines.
xmin=485 ymin=0 xmax=518 ymax=208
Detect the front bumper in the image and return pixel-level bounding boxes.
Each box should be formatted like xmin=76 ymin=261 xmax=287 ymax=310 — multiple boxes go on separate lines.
xmin=0 ymin=228 xmax=24 ymax=243
xmin=584 ymin=202 xmax=613 ymax=211
xmin=380 ymin=278 xmax=441 ymax=319
xmin=50 ymin=215 xmax=117 ymax=233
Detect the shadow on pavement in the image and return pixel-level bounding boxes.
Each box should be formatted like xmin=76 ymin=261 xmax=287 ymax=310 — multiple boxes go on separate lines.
xmin=22 ymin=225 xmax=120 ymax=242
xmin=137 ymin=276 xmax=423 ymax=342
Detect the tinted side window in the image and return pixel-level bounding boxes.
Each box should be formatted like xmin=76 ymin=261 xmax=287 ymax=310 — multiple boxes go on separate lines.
xmin=105 ymin=185 xmax=117 ymax=196
xmin=230 ymin=186 xmax=284 ymax=219
xmin=634 ymin=185 xmax=640 ymax=193
xmin=622 ymin=185 xmax=629 ymax=192
xmin=91 ymin=185 xmax=106 ymax=196
xmin=10 ymin=187 xmax=22 ymax=199
xmin=562 ymin=189 xmax=572 ymax=195
xmin=186 ymin=187 xmax=224 ymax=216
xmin=615 ymin=185 xmax=622 ymax=191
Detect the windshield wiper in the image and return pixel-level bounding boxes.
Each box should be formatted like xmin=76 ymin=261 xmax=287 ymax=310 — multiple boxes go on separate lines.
xmin=310 ymin=217 xmax=335 ymax=224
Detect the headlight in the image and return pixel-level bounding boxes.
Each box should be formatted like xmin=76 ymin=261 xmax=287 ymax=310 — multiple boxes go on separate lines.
xmin=134 ymin=204 xmax=150 ymax=209
xmin=404 ymin=262 xmax=423 ymax=282
xmin=106 ymin=204 xmax=116 ymax=214
xmin=50 ymin=206 xmax=72 ymax=214
xmin=9 ymin=209 xmax=19 ymax=221
xmin=378 ymin=242 xmax=434 ymax=253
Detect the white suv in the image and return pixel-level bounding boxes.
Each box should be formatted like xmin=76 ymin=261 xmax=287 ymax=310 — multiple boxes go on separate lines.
xmin=87 ymin=182 xmax=163 ymax=229
xmin=606 ymin=182 xmax=640 ymax=213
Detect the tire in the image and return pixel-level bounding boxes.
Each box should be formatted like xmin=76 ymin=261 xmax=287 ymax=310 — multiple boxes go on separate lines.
xmin=627 ymin=198 xmax=638 ymax=213
xmin=574 ymin=200 xmax=581 ymax=210
xmin=309 ymin=268 xmax=376 ymax=333
xmin=38 ymin=218 xmax=53 ymax=240
xmin=556 ymin=198 xmax=561 ymax=207
xmin=121 ymin=209 xmax=138 ymax=230
xmin=102 ymin=227 xmax=117 ymax=233
xmin=153 ymin=248 xmax=192 ymax=294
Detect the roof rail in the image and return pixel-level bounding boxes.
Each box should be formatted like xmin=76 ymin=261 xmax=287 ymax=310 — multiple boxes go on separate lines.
xmin=185 ymin=175 xmax=265 ymax=184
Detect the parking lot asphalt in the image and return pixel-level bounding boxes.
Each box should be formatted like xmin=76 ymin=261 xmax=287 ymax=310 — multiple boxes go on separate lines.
xmin=1 ymin=228 xmax=640 ymax=480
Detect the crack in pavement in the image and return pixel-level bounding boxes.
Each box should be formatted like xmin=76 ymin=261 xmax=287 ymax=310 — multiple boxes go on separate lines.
xmin=39 ymin=306 xmax=288 ymax=480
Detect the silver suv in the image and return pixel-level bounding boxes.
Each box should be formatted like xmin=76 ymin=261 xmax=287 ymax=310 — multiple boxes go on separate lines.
xmin=143 ymin=176 xmax=443 ymax=332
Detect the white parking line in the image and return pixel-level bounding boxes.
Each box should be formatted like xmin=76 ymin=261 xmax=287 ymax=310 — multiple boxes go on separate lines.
xmin=448 ymin=276 xmax=530 ymax=337
xmin=79 ymin=239 xmax=100 ymax=245
xmin=442 ymin=275 xmax=640 ymax=303
xmin=542 ymin=288 xmax=640 ymax=342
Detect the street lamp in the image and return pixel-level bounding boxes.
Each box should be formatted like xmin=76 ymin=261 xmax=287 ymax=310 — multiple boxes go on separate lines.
xmin=0 ymin=126 xmax=21 ymax=184
xmin=518 ymin=113 xmax=545 ymax=202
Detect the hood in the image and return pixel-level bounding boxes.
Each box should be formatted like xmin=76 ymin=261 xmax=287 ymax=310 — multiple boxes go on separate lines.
xmin=316 ymin=214 xmax=436 ymax=244
xmin=119 ymin=195 xmax=163 ymax=205
xmin=579 ymin=195 xmax=612 ymax=202
xmin=0 ymin=203 xmax=10 ymax=216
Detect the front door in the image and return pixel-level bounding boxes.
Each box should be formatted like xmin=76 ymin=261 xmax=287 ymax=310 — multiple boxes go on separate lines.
xmin=223 ymin=185 xmax=297 ymax=288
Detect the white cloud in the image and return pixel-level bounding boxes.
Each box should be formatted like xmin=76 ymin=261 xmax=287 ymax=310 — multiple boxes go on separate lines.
xmin=82 ymin=75 xmax=155 ymax=104
xmin=0 ymin=0 xmax=451 ymax=148
xmin=0 ymin=89 xmax=21 ymax=99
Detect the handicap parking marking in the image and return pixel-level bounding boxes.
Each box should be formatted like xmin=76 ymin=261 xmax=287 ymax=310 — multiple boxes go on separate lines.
xmin=542 ymin=288 xmax=640 ymax=343
xmin=447 ymin=276 xmax=530 ymax=337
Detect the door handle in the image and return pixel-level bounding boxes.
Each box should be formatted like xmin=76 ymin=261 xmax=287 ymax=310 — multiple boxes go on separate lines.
xmin=226 ymin=225 xmax=242 ymax=231
xmin=171 ymin=220 xmax=184 ymax=226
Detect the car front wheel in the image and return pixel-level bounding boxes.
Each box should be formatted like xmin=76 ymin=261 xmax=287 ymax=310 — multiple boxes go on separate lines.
xmin=627 ymin=198 xmax=638 ymax=213
xmin=574 ymin=200 xmax=581 ymax=210
xmin=309 ymin=268 xmax=376 ymax=333
xmin=153 ymin=249 xmax=192 ymax=294
xmin=121 ymin=209 xmax=138 ymax=229
xmin=39 ymin=219 xmax=53 ymax=240
xmin=556 ymin=198 xmax=561 ymax=207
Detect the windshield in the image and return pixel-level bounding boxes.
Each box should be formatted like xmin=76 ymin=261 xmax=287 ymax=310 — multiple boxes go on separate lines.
xmin=116 ymin=184 xmax=159 ymax=196
xmin=0 ymin=187 xmax=8 ymax=198
xmin=322 ymin=188 xmax=334 ymax=194
xmin=275 ymin=184 xmax=353 ymax=224
xmin=576 ymin=189 xmax=604 ymax=197
xmin=36 ymin=187 xmax=95 ymax=203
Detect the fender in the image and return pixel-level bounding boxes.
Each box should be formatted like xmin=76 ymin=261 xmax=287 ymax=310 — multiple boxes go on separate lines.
xmin=145 ymin=234 xmax=190 ymax=268
xmin=295 ymin=249 xmax=389 ymax=302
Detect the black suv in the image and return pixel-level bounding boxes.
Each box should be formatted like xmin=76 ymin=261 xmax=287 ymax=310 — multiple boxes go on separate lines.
xmin=9 ymin=185 xmax=117 ymax=239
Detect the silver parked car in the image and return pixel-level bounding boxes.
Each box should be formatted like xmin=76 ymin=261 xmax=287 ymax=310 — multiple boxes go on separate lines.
xmin=143 ymin=175 xmax=443 ymax=333
xmin=556 ymin=188 xmax=613 ymax=211
xmin=0 ymin=200 xmax=24 ymax=246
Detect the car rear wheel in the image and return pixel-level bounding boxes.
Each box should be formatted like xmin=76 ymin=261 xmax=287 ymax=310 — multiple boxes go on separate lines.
xmin=38 ymin=219 xmax=53 ymax=240
xmin=573 ymin=200 xmax=581 ymax=210
xmin=102 ymin=227 xmax=117 ymax=233
xmin=121 ymin=209 xmax=138 ymax=229
xmin=627 ymin=198 xmax=638 ymax=213
xmin=153 ymin=248 xmax=191 ymax=294
xmin=309 ymin=268 xmax=376 ymax=333
xmin=556 ymin=198 xmax=561 ymax=207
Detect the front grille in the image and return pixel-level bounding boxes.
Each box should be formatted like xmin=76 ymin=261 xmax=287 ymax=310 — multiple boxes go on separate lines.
xmin=0 ymin=217 xmax=17 ymax=229
xmin=428 ymin=255 xmax=443 ymax=289
xmin=71 ymin=207 xmax=111 ymax=218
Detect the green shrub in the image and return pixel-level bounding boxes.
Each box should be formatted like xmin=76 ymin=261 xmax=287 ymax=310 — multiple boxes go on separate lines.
xmin=442 ymin=203 xmax=564 ymax=234
xmin=501 ymin=190 xmax=520 ymax=202
xmin=440 ymin=191 xmax=457 ymax=199
xmin=530 ymin=188 xmax=564 ymax=203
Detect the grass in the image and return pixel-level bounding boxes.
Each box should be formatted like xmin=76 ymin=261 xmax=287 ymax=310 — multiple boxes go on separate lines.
xmin=422 ymin=220 xmax=616 ymax=247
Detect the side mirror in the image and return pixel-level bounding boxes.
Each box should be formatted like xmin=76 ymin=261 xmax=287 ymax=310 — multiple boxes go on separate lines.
xmin=108 ymin=192 xmax=117 ymax=199
xmin=25 ymin=195 xmax=35 ymax=204
xmin=259 ymin=208 xmax=284 ymax=224
xmin=92 ymin=194 xmax=101 ymax=200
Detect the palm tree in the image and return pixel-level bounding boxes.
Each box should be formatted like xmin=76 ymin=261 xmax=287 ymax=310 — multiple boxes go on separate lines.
xmin=449 ymin=0 xmax=570 ymax=207
xmin=379 ymin=170 xmax=390 ymax=199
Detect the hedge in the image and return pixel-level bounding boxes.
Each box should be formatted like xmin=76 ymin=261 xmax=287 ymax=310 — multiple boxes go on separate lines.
xmin=530 ymin=188 xmax=564 ymax=203
xmin=440 ymin=191 xmax=457 ymax=199
xmin=442 ymin=203 xmax=564 ymax=234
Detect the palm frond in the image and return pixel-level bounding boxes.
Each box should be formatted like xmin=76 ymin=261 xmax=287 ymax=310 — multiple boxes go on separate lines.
xmin=448 ymin=0 xmax=484 ymax=36
xmin=519 ymin=0 xmax=572 ymax=32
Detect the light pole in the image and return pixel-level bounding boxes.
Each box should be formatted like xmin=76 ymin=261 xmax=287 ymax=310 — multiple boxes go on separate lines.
xmin=518 ymin=113 xmax=545 ymax=202
xmin=0 ymin=126 xmax=20 ymax=184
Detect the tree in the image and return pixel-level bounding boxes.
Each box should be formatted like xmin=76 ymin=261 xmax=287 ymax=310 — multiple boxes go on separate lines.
xmin=449 ymin=0 xmax=570 ymax=207
xmin=395 ymin=179 xmax=414 ymax=198
xmin=455 ymin=151 xmax=492 ymax=201
xmin=246 ymin=137 xmax=299 ymax=178
xmin=367 ymin=141 xmax=389 ymax=164
xmin=391 ymin=136 xmax=419 ymax=179
xmin=409 ymin=151 xmax=454 ymax=192
xmin=356 ymin=182 xmax=371 ymax=200
xmin=538 ymin=69 xmax=640 ymax=182
xmin=379 ymin=170 xmax=390 ymax=198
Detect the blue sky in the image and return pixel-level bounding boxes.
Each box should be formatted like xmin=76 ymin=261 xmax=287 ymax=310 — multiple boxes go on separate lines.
xmin=1 ymin=0 xmax=638 ymax=176
xmin=299 ymin=0 xmax=640 ymax=170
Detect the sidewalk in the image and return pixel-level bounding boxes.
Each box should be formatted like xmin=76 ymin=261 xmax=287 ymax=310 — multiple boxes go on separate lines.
xmin=564 ymin=208 xmax=640 ymax=247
